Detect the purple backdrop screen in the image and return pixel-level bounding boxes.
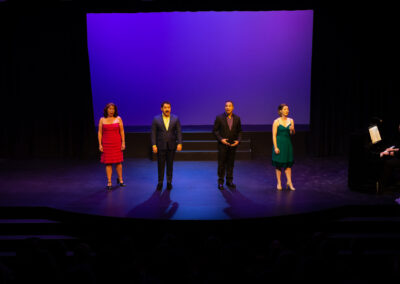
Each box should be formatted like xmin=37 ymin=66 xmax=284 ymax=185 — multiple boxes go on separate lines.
xmin=87 ymin=11 xmax=313 ymax=126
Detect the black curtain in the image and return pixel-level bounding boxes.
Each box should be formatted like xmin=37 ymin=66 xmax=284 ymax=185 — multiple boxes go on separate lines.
xmin=1 ymin=4 xmax=97 ymax=159
xmin=310 ymin=6 xmax=399 ymax=156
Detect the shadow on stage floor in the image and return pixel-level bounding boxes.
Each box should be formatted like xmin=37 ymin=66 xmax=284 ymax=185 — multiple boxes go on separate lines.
xmin=0 ymin=157 xmax=398 ymax=220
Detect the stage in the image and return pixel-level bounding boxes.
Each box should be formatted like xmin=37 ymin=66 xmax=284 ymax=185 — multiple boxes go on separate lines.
xmin=0 ymin=157 xmax=398 ymax=221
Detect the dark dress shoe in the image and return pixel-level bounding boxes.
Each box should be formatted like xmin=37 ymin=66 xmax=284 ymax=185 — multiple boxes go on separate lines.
xmin=167 ymin=183 xmax=173 ymax=190
xmin=226 ymin=182 xmax=236 ymax=189
xmin=156 ymin=183 xmax=163 ymax=191
xmin=106 ymin=183 xmax=112 ymax=191
xmin=117 ymin=178 xmax=126 ymax=187
xmin=218 ymin=184 xmax=224 ymax=190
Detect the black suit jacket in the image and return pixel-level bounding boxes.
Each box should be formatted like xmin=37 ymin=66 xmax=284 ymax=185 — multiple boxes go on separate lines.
xmin=151 ymin=114 xmax=183 ymax=151
xmin=213 ymin=113 xmax=242 ymax=144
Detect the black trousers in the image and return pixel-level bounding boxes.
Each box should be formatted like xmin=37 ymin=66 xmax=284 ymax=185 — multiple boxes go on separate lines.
xmin=218 ymin=144 xmax=236 ymax=184
xmin=157 ymin=149 xmax=176 ymax=184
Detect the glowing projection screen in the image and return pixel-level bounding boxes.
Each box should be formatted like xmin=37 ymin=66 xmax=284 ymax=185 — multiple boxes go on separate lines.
xmin=87 ymin=11 xmax=313 ymax=126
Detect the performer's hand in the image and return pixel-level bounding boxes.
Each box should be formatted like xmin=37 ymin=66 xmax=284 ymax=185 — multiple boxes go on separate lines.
xmin=177 ymin=144 xmax=182 ymax=151
xmin=230 ymin=141 xmax=239 ymax=147
xmin=152 ymin=145 xmax=158 ymax=154
xmin=386 ymin=148 xmax=399 ymax=156
xmin=221 ymin=139 xmax=230 ymax=146
xmin=121 ymin=143 xmax=126 ymax=151
xmin=274 ymin=148 xmax=280 ymax=154
xmin=380 ymin=151 xmax=389 ymax=157
xmin=99 ymin=145 xmax=103 ymax=152
xmin=290 ymin=125 xmax=295 ymax=134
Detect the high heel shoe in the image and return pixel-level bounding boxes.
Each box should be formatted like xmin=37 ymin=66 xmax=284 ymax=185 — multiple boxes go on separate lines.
xmin=286 ymin=183 xmax=295 ymax=190
xmin=117 ymin=178 xmax=126 ymax=187
xmin=277 ymin=184 xmax=282 ymax=190
xmin=106 ymin=182 xmax=112 ymax=191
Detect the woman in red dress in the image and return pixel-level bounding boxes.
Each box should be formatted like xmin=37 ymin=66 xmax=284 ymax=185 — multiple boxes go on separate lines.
xmin=98 ymin=103 xmax=126 ymax=190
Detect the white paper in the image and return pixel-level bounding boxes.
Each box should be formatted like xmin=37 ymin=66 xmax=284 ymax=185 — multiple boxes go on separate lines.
xmin=369 ymin=125 xmax=382 ymax=144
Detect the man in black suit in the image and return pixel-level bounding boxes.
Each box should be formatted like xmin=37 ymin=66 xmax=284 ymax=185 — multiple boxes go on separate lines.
xmin=213 ymin=100 xmax=242 ymax=190
xmin=151 ymin=101 xmax=183 ymax=190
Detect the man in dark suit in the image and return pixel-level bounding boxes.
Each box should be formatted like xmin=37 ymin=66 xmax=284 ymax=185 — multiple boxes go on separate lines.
xmin=151 ymin=101 xmax=183 ymax=190
xmin=213 ymin=100 xmax=242 ymax=190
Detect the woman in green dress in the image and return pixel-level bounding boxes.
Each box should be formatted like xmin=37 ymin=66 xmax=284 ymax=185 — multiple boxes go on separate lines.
xmin=272 ymin=104 xmax=295 ymax=190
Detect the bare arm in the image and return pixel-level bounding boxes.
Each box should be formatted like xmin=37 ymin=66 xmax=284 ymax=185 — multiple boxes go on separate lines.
xmin=272 ymin=120 xmax=279 ymax=154
xmin=290 ymin=118 xmax=295 ymax=135
xmin=119 ymin=117 xmax=126 ymax=150
xmin=98 ymin=118 xmax=103 ymax=152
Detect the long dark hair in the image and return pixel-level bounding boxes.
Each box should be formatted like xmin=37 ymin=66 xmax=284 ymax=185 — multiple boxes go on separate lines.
xmin=103 ymin=103 xmax=118 ymax=118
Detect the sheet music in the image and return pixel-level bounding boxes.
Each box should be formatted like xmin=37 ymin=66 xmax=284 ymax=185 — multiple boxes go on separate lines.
xmin=369 ymin=125 xmax=382 ymax=144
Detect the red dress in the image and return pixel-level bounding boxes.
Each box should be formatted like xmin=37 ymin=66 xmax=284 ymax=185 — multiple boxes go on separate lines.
xmin=101 ymin=123 xmax=123 ymax=164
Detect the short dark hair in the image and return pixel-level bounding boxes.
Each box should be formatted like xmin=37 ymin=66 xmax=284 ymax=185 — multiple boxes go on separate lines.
xmin=103 ymin=103 xmax=118 ymax=118
xmin=225 ymin=100 xmax=234 ymax=106
xmin=161 ymin=101 xmax=171 ymax=108
xmin=277 ymin=103 xmax=288 ymax=116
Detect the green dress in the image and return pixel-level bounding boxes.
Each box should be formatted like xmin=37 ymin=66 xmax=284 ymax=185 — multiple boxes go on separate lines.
xmin=272 ymin=123 xmax=294 ymax=168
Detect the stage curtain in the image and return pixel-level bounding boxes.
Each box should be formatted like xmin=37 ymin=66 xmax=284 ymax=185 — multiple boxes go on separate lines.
xmin=309 ymin=7 xmax=398 ymax=156
xmin=0 ymin=5 xmax=97 ymax=159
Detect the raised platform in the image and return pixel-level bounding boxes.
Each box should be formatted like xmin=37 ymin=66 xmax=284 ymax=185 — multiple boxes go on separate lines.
xmin=121 ymin=124 xmax=310 ymax=160
xmin=153 ymin=132 xmax=252 ymax=160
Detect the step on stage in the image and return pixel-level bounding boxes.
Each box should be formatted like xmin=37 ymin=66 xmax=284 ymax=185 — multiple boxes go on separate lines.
xmin=0 ymin=156 xmax=398 ymax=220
xmin=123 ymin=125 xmax=309 ymax=160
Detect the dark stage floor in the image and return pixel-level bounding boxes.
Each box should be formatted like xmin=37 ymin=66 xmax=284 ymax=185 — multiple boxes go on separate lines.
xmin=0 ymin=157 xmax=399 ymax=220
